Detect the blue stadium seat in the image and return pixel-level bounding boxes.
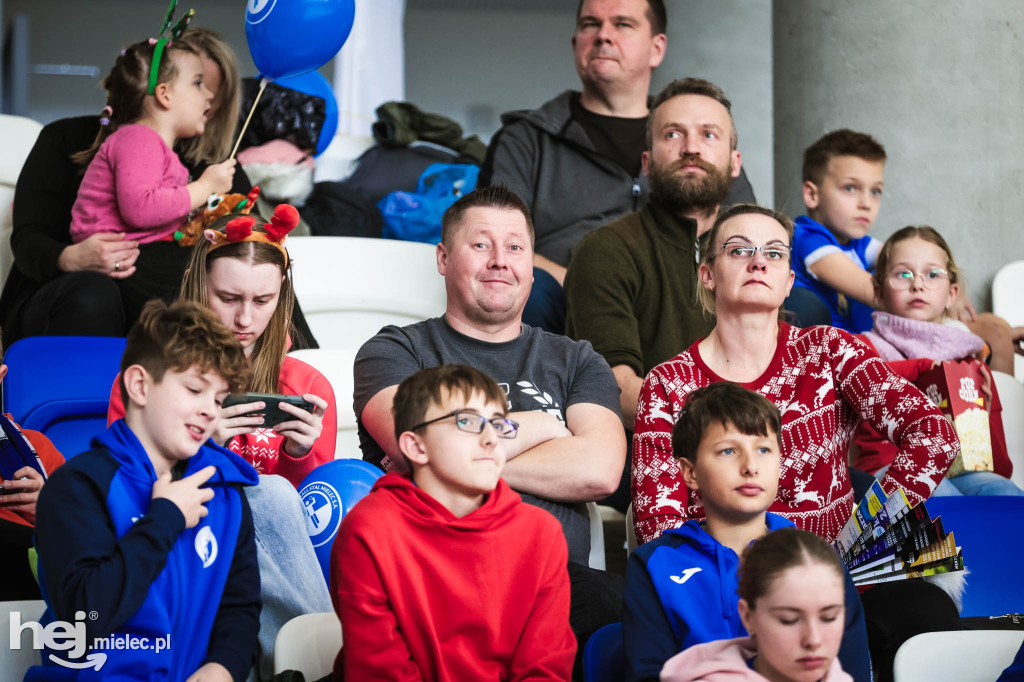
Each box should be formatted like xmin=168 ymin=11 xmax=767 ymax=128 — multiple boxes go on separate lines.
xmin=298 ymin=459 xmax=384 ymax=583
xmin=924 ymin=496 xmax=1024 ymax=617
xmin=3 ymin=336 xmax=126 ymax=458
xmin=584 ymin=622 xmax=624 ymax=682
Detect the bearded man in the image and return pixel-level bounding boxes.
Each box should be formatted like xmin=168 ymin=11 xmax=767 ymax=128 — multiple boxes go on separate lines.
xmin=565 ymin=78 xmax=739 ymax=430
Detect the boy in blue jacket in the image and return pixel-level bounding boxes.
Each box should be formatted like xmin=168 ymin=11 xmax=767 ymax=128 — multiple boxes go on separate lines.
xmin=623 ymin=382 xmax=871 ymax=682
xmin=28 ymin=300 xmax=260 ymax=681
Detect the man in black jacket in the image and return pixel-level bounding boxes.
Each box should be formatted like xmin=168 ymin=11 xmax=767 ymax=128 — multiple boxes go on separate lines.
xmin=479 ymin=0 xmax=754 ymax=333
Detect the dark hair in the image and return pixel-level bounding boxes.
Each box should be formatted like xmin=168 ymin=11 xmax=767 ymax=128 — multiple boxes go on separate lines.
xmin=440 ymin=184 xmax=534 ymax=247
xmin=738 ymin=528 xmax=845 ymax=608
xmin=72 ymin=39 xmax=197 ymax=168
xmin=391 ymin=365 xmax=508 ymax=473
xmin=119 ymin=299 xmax=249 ymax=406
xmin=872 ymin=225 xmax=962 ymax=294
xmin=697 ymin=204 xmax=795 ymax=316
xmin=179 ymin=213 xmax=297 ymax=394
xmin=575 ymin=0 xmax=667 ymax=36
xmin=647 ymin=77 xmax=736 ymax=149
xmin=802 ymin=129 xmax=887 ymax=186
xmin=671 ymin=382 xmax=781 ymax=463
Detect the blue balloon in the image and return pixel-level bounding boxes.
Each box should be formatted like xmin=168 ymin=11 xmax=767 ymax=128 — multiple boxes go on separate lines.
xmin=245 ymin=0 xmax=355 ymax=80
xmin=275 ymin=71 xmax=339 ymax=156
xmin=298 ymin=459 xmax=383 ymax=584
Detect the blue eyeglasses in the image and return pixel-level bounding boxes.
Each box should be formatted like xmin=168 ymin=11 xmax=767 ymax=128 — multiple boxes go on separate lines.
xmin=412 ymin=410 xmax=519 ymax=439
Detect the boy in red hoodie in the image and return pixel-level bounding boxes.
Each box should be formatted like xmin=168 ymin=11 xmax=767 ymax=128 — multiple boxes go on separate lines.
xmin=331 ymin=364 xmax=576 ymax=681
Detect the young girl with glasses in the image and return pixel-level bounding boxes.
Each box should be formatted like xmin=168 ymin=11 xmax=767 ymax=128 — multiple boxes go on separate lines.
xmin=853 ymin=225 xmax=1023 ymax=496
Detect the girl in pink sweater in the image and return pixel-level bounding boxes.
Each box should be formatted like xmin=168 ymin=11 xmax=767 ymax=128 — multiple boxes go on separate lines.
xmin=70 ymin=36 xmax=235 ymax=245
xmin=661 ymin=528 xmax=852 ymax=682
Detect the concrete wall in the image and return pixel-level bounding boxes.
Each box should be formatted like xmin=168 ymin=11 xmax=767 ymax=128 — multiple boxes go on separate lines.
xmin=774 ymin=1 xmax=1024 ymax=307
xmin=403 ymin=5 xmax=580 ymax=139
xmin=404 ymin=1 xmax=774 ymax=203
xmin=651 ymin=0 xmax=773 ymax=206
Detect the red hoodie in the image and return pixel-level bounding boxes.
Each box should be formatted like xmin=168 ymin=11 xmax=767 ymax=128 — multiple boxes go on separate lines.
xmin=331 ymin=473 xmax=575 ymax=681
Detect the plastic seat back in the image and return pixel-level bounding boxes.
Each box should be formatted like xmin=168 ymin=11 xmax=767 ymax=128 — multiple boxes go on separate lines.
xmin=583 ymin=622 xmax=624 ymax=682
xmin=992 ymin=371 xmax=1024 ymax=489
xmin=893 ymin=629 xmax=1024 ymax=682
xmin=0 ymin=600 xmax=46 ymax=676
xmin=285 ymin=236 xmax=446 ymax=349
xmin=298 ymin=459 xmax=384 ymax=582
xmin=0 ymin=114 xmax=44 ymax=288
xmin=992 ymin=260 xmax=1024 ymax=381
xmin=3 ymin=336 xmax=126 ymax=457
xmin=273 ymin=611 xmax=342 ymax=678
xmin=288 ymin=348 xmax=360 ymax=458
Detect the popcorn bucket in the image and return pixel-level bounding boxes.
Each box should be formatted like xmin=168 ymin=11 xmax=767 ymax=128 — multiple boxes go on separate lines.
xmin=915 ymin=360 xmax=992 ymax=476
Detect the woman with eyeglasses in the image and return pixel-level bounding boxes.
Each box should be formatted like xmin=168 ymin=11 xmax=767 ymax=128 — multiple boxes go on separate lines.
xmin=852 ymin=225 xmax=1023 ymax=496
xmin=630 ymin=204 xmax=960 ymax=547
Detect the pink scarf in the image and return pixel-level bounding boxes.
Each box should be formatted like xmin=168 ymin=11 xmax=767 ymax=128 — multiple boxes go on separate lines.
xmin=861 ymin=312 xmax=984 ymax=362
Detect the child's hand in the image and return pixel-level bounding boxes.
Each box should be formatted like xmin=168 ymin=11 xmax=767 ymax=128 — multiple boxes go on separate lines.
xmin=152 ymin=466 xmax=216 ymax=529
xmin=278 ymin=393 xmax=328 ymax=459
xmin=1012 ymin=327 xmax=1024 ymax=356
xmin=0 ymin=466 xmax=45 ymax=525
xmin=213 ymin=400 xmax=265 ymax=447
xmin=184 ymin=662 xmax=232 ymax=682
xmin=199 ymin=158 xmax=237 ymax=196
xmin=979 ymin=363 xmax=994 ymax=414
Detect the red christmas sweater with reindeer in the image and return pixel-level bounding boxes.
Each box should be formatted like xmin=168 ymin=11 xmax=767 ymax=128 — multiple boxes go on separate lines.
xmin=631 ymin=323 xmax=959 ymax=546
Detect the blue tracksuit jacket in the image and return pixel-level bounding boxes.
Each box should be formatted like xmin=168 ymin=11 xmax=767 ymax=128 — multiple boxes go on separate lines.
xmin=26 ymin=420 xmax=260 ymax=681
xmin=623 ymin=513 xmax=871 ymax=682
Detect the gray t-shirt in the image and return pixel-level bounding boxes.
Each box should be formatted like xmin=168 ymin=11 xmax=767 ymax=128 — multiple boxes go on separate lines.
xmin=353 ymin=316 xmax=621 ymax=564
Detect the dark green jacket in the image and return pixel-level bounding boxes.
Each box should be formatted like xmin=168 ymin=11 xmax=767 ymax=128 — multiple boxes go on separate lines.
xmin=564 ymin=201 xmax=715 ymax=378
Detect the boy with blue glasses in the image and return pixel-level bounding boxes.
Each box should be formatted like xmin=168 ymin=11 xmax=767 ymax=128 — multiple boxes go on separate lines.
xmin=331 ymin=364 xmax=575 ymax=681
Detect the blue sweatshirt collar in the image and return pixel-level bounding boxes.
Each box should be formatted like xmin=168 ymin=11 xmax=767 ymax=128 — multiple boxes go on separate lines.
xmin=96 ymin=420 xmax=259 ymax=488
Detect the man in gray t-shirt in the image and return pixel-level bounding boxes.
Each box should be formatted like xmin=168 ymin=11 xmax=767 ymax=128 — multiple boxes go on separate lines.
xmin=353 ymin=185 xmax=626 ymax=660
xmin=354 ymin=185 xmax=624 ymax=565
xmin=355 ymin=315 xmax=618 ymax=565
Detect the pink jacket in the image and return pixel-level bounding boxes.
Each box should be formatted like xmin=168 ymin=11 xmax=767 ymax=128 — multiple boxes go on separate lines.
xmin=660 ymin=637 xmax=852 ymax=682
xmin=70 ymin=124 xmax=191 ymax=243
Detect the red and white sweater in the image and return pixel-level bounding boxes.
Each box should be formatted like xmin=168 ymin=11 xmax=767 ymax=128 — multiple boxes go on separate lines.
xmin=632 ymin=324 xmax=959 ymax=545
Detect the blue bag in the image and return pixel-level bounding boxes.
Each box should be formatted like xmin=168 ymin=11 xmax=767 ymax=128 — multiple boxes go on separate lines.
xmin=377 ymin=163 xmax=479 ymax=244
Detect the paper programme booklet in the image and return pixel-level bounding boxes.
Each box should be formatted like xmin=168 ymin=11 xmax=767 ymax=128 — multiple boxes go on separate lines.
xmin=837 ymin=481 xmax=965 ymax=586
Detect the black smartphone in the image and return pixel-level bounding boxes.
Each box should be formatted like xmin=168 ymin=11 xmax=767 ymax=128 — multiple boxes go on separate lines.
xmin=222 ymin=393 xmax=315 ymax=428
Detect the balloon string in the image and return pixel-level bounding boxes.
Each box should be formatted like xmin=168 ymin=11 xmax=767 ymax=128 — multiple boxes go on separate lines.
xmin=229 ymin=76 xmax=270 ymax=159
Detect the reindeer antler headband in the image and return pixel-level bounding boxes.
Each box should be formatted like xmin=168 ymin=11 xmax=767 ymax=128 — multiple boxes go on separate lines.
xmin=204 ymin=204 xmax=300 ymax=266
xmin=148 ymin=0 xmax=195 ymax=95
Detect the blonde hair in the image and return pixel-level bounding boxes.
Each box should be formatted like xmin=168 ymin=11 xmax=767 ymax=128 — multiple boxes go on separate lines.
xmin=176 ymin=27 xmax=240 ymax=164
xmin=179 ymin=214 xmax=299 ymax=393
xmin=872 ymin=225 xmax=962 ymax=297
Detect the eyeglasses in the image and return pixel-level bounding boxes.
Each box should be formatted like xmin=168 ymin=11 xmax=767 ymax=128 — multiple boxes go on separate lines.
xmin=886 ymin=268 xmax=949 ymax=290
xmin=710 ymin=239 xmax=792 ymax=264
xmin=412 ymin=410 xmax=519 ymax=439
